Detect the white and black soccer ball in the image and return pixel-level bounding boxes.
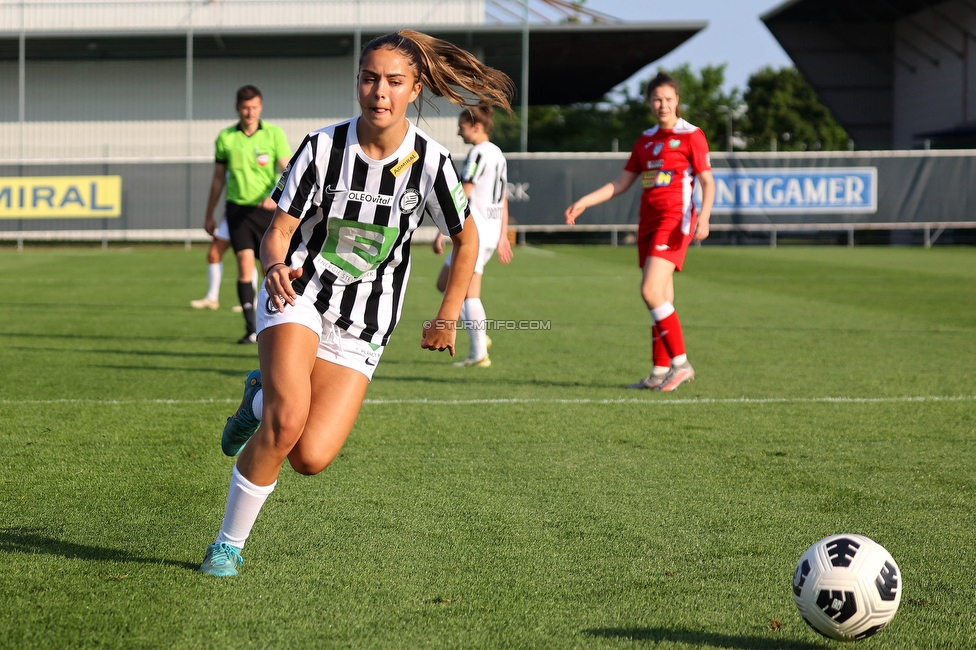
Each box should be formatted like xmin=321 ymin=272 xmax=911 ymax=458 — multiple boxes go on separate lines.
xmin=792 ymin=534 xmax=902 ymax=642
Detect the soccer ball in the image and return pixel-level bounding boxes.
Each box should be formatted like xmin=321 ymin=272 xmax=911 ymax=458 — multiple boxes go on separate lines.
xmin=792 ymin=534 xmax=902 ymax=641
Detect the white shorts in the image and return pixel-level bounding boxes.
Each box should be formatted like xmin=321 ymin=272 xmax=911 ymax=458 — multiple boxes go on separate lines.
xmin=445 ymin=245 xmax=496 ymax=275
xmin=214 ymin=219 xmax=230 ymax=242
xmin=255 ymin=285 xmax=384 ymax=380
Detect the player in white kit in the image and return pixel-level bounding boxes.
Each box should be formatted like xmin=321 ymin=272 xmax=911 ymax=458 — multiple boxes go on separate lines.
xmin=199 ymin=31 xmax=515 ymax=577
xmin=433 ymin=106 xmax=513 ymax=367
xmin=190 ymin=219 xmax=256 ymax=312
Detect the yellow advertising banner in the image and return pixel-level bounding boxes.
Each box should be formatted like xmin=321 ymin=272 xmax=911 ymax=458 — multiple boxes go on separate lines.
xmin=0 ymin=176 xmax=122 ymax=219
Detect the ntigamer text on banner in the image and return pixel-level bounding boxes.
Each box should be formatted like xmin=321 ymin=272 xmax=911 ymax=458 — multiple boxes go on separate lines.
xmin=710 ymin=167 xmax=877 ymax=214
xmin=0 ymin=176 xmax=122 ymax=219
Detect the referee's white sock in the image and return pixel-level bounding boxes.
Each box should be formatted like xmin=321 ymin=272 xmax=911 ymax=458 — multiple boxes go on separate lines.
xmin=205 ymin=262 xmax=222 ymax=302
xmin=215 ymin=465 xmax=276 ymax=550
xmin=464 ymin=298 xmax=488 ymax=360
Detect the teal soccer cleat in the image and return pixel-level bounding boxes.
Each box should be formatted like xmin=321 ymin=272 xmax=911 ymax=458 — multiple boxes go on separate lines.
xmin=221 ymin=369 xmax=261 ymax=456
xmin=199 ymin=542 xmax=243 ymax=577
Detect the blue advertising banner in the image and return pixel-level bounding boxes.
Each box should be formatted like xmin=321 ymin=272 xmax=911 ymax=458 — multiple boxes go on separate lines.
xmin=711 ymin=167 xmax=877 ymax=214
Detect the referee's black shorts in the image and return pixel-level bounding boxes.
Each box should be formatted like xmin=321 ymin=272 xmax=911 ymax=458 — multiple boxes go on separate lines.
xmin=225 ymin=201 xmax=274 ymax=255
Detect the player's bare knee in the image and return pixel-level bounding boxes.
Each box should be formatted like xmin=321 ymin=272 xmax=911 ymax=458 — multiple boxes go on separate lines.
xmin=264 ymin=412 xmax=306 ymax=450
xmin=289 ymin=452 xmax=336 ymax=476
xmin=641 ymin=285 xmax=663 ymax=308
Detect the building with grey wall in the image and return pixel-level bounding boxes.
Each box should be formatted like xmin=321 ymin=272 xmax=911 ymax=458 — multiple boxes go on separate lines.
xmin=763 ymin=0 xmax=976 ymax=150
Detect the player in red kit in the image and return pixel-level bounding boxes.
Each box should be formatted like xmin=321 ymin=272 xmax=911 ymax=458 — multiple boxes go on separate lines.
xmin=565 ymin=72 xmax=715 ymax=391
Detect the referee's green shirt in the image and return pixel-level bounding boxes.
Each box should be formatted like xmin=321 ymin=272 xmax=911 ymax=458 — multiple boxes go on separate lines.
xmin=214 ymin=121 xmax=292 ymax=206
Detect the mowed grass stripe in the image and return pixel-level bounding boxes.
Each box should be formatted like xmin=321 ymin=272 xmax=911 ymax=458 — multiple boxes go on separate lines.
xmin=2 ymin=394 xmax=976 ymax=406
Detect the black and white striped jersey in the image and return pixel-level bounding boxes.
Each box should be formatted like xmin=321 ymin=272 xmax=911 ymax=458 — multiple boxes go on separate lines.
xmin=272 ymin=117 xmax=469 ymax=346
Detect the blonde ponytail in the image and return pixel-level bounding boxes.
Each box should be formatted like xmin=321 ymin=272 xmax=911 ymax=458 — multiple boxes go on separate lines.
xmin=361 ymin=30 xmax=515 ymax=116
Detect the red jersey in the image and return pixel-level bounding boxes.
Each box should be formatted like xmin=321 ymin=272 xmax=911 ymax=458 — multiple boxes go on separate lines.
xmin=624 ymin=118 xmax=711 ymax=226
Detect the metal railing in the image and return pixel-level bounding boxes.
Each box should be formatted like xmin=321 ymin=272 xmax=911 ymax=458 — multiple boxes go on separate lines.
xmin=509 ymin=222 xmax=976 ymax=248
xmin=5 ymin=222 xmax=974 ymax=250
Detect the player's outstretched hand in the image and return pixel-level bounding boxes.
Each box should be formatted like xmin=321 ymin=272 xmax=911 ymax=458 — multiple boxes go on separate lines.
xmin=265 ymin=264 xmax=303 ymax=312
xmin=421 ymin=318 xmax=456 ymax=356
xmin=564 ymin=201 xmax=585 ymax=225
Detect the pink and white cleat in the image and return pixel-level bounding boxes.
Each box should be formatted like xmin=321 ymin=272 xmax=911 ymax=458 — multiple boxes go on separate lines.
xmin=656 ymin=362 xmax=695 ymax=392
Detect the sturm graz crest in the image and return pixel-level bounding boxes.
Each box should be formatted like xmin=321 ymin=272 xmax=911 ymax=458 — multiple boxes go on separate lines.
xmin=826 ymin=537 xmax=860 ymax=567
xmin=398 ymin=188 xmax=421 ymax=215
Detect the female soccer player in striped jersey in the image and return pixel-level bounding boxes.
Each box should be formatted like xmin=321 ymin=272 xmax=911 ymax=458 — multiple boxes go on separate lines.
xmin=564 ymin=72 xmax=715 ymax=392
xmin=200 ymin=31 xmax=514 ymax=577
xmin=433 ymin=105 xmax=513 ymax=367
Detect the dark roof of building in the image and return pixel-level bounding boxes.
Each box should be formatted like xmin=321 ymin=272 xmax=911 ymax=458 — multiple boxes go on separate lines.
xmin=0 ymin=22 xmax=706 ymax=105
xmin=761 ymin=0 xmax=946 ymax=149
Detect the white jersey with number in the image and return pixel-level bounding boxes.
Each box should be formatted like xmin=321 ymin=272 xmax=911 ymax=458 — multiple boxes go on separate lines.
xmin=460 ymin=140 xmax=507 ymax=248
xmin=272 ymin=117 xmax=469 ymax=346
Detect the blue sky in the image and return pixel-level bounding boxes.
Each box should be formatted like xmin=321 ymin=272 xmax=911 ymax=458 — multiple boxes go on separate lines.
xmin=581 ymin=0 xmax=794 ymax=94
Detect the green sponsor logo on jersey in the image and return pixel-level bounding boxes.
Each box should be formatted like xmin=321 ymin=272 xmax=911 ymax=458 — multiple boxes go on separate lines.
xmin=322 ymin=219 xmax=398 ymax=279
xmin=451 ymin=182 xmax=468 ymax=213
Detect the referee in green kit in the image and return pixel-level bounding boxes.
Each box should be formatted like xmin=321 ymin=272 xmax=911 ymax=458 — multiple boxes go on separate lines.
xmin=204 ymin=85 xmax=292 ymax=343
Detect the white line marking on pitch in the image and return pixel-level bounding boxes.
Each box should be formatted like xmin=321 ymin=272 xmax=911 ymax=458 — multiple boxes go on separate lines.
xmin=365 ymin=395 xmax=976 ymax=405
xmin=1 ymin=395 xmax=974 ymax=406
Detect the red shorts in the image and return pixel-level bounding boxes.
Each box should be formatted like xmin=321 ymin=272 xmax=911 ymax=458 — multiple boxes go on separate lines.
xmin=637 ymin=212 xmax=696 ymax=271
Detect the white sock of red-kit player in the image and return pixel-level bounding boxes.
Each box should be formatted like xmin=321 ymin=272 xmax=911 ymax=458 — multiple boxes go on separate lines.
xmin=650 ymin=302 xmax=688 ymax=367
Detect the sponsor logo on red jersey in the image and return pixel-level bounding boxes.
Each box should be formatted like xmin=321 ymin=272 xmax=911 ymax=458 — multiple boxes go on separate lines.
xmin=641 ymin=170 xmax=673 ymax=188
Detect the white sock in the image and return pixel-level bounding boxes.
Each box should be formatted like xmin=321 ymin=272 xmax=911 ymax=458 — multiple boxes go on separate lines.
xmin=652 ymin=365 xmax=670 ymax=377
xmin=464 ymin=298 xmax=488 ymax=360
xmin=650 ymin=301 xmax=675 ymax=322
xmin=251 ymin=267 xmax=259 ymax=291
xmin=252 ymin=389 xmax=263 ymax=421
xmin=671 ymin=353 xmax=688 ymax=367
xmin=206 ymin=262 xmax=222 ymax=302
xmin=215 ymin=465 xmax=276 ymax=550
xmin=458 ymin=299 xmax=468 ymax=330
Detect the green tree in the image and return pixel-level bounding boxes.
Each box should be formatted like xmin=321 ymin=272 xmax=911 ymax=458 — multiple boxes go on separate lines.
xmin=491 ymin=63 xmax=846 ymax=153
xmin=663 ymin=63 xmax=743 ymax=153
xmin=742 ymin=66 xmax=849 ymax=151
xmin=492 ymin=63 xmax=741 ymax=153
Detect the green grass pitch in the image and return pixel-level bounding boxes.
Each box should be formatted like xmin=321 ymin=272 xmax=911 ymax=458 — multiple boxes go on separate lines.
xmin=0 ymin=243 xmax=974 ymax=649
